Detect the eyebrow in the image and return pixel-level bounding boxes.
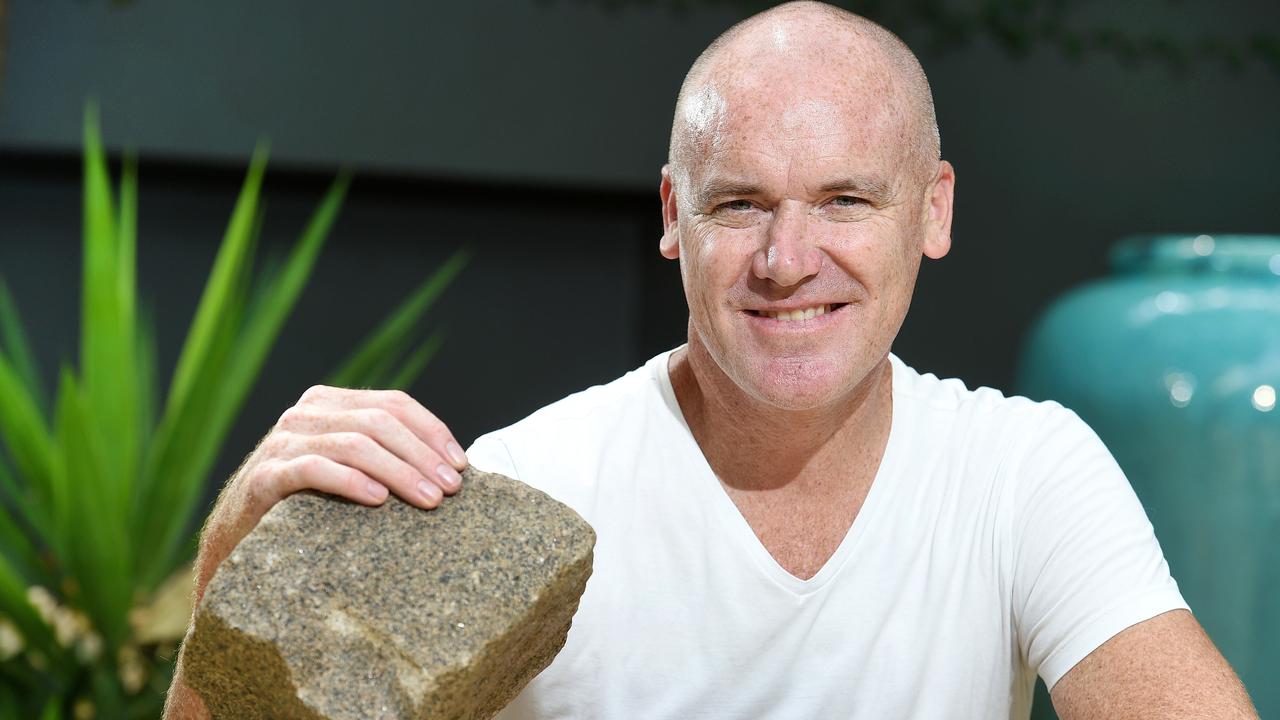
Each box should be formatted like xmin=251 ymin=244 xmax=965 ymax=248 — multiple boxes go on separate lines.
xmin=818 ymin=177 xmax=896 ymax=202
xmin=696 ymin=175 xmax=895 ymax=207
xmin=697 ymin=180 xmax=763 ymax=208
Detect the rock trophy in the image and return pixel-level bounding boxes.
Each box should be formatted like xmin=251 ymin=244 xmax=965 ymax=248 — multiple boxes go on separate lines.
xmin=183 ymin=467 xmax=596 ymax=719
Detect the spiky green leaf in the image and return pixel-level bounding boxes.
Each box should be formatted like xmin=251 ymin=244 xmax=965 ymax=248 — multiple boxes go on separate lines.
xmin=160 ymin=142 xmax=269 ymax=431
xmin=386 ymin=329 xmax=446 ymax=391
xmin=0 ymin=550 xmax=59 ymax=659
xmin=142 ymin=173 xmax=350 ymax=586
xmin=326 ymin=244 xmax=470 ymax=388
xmin=0 ymin=449 xmax=48 ymax=550
xmin=79 ymin=112 xmax=141 ymax=529
xmin=0 ymin=351 xmax=56 ymax=505
xmin=51 ymin=367 xmax=131 ymax=651
xmin=0 ymin=458 xmax=51 ymax=586
xmin=134 ymin=154 xmax=269 ymax=585
xmin=0 ymin=278 xmax=46 ymax=415
xmin=135 ymin=302 xmax=159 ymax=443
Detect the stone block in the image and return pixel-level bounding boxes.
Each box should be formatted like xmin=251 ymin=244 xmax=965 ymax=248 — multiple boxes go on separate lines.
xmin=183 ymin=467 xmax=595 ymax=719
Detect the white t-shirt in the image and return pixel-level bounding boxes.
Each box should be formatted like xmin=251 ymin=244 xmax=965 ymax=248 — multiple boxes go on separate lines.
xmin=466 ymin=346 xmax=1188 ymax=719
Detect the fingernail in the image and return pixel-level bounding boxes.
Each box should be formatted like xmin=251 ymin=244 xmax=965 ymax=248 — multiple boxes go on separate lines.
xmin=366 ymin=481 xmax=388 ymax=501
xmin=418 ymin=480 xmax=441 ymax=503
xmin=446 ymin=441 xmax=467 ymax=467
xmin=437 ymin=463 xmax=461 ymax=490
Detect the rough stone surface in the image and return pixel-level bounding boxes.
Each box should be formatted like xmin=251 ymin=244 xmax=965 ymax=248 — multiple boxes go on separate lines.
xmin=184 ymin=467 xmax=595 ymax=720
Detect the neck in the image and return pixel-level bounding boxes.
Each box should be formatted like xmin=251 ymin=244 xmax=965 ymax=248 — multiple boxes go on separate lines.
xmin=668 ymin=334 xmax=894 ymax=493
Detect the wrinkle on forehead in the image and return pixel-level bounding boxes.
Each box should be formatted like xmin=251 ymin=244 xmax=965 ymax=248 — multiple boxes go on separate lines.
xmin=668 ymin=2 xmax=940 ymax=192
xmin=677 ymin=54 xmax=907 ymax=178
xmin=780 ymin=97 xmax=842 ymax=139
xmin=775 ymin=96 xmax=890 ymax=145
xmin=688 ymin=75 xmax=904 ymax=189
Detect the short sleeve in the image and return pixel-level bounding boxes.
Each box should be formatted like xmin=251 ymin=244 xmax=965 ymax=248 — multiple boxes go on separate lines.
xmin=465 ymin=432 xmax=522 ymax=481
xmin=1011 ymin=405 xmax=1189 ymax=691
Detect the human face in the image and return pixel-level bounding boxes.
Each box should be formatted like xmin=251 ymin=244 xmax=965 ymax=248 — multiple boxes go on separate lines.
xmin=660 ymin=79 xmax=952 ymax=412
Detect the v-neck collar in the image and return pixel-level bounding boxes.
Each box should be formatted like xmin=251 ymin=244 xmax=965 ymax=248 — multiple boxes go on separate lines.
xmin=652 ymin=344 xmax=907 ymax=597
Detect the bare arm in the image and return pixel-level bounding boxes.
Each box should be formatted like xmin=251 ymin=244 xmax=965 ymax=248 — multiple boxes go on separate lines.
xmin=1051 ymin=609 xmax=1258 ymax=719
xmin=162 ymin=385 xmax=469 ymax=719
xmin=163 ymin=651 xmax=212 ymax=720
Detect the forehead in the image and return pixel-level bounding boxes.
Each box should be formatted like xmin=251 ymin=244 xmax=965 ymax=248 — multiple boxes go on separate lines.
xmin=680 ymin=56 xmax=910 ymax=188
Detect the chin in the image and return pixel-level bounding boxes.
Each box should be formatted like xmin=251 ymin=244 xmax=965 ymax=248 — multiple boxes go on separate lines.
xmin=733 ymin=353 xmax=856 ymax=410
xmin=689 ymin=315 xmax=882 ymax=411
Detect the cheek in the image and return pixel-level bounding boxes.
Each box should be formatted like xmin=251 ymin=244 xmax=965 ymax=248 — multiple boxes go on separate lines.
xmin=684 ymin=227 xmax=752 ymax=300
xmin=689 ymin=223 xmax=727 ymax=264
xmin=871 ymin=233 xmax=924 ymax=319
xmin=852 ymin=221 xmax=919 ymax=283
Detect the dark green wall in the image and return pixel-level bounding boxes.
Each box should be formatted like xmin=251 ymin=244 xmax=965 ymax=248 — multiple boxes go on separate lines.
xmin=0 ymin=2 xmax=1277 ymax=712
xmin=3 ymin=0 xmax=1278 ymax=487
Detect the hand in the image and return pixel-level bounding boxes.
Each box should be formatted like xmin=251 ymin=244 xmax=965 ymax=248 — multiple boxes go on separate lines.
xmin=247 ymin=384 xmax=467 ymax=511
xmin=169 ymin=385 xmax=468 ymax=719
xmin=194 ymin=385 xmax=468 ymax=605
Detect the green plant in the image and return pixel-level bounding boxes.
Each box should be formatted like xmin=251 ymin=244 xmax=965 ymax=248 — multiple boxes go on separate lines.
xmin=0 ymin=107 xmax=470 ymax=718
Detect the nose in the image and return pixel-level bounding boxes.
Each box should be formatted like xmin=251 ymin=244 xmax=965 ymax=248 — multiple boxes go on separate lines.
xmin=752 ymin=203 xmax=822 ymax=286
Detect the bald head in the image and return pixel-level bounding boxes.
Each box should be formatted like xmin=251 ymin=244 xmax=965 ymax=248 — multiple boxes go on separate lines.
xmin=668 ymin=1 xmax=940 ymax=194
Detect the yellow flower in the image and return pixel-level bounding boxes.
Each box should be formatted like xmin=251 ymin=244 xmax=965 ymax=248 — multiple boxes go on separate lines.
xmin=75 ymin=631 xmax=103 ymax=664
xmin=0 ymin=617 xmax=24 ymax=660
xmin=128 ymin=563 xmax=194 ymax=645
xmin=118 ymin=644 xmax=148 ymax=695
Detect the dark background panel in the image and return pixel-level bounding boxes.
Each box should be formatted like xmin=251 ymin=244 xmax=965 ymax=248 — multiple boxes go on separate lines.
xmin=0 ymin=153 xmax=651 ymax=500
xmin=1 ymin=0 xmax=1278 ymax=621
xmin=1 ymin=1 xmax=1277 ymax=714
xmin=0 ymin=0 xmax=742 ymax=187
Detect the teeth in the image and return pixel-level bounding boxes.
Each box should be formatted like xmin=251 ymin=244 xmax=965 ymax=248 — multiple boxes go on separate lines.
xmin=764 ymin=304 xmax=830 ymax=321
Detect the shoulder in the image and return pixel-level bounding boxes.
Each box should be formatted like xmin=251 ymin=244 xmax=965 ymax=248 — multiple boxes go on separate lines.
xmin=465 ymin=349 xmax=676 ymax=499
xmin=484 ymin=355 xmax=662 ymax=447
xmin=889 ymin=353 xmax=1086 ymax=455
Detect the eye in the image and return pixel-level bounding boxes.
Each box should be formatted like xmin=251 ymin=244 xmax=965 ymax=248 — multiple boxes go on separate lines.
xmin=829 ymin=195 xmax=865 ymax=208
xmin=715 ymin=199 xmax=755 ymax=213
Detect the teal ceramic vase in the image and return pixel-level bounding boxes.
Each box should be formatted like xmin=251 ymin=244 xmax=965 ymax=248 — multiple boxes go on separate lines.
xmin=1015 ymin=234 xmax=1280 ymax=717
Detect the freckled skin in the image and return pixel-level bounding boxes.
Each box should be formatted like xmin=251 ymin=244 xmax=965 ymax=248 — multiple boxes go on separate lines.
xmin=655 ymin=5 xmax=955 ymax=583
xmin=659 ymin=16 xmax=953 ymax=500
xmin=673 ymin=28 xmax=941 ymax=406
xmin=162 ymin=3 xmax=1256 ymax=717
xmin=657 ymin=7 xmax=1258 ymax=717
xmin=678 ymin=110 xmax=922 ymax=412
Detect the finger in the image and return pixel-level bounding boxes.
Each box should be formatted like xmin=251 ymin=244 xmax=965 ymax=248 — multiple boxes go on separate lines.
xmin=297 ymin=431 xmax=443 ymax=509
xmin=265 ymin=453 xmax=389 ymax=507
xmin=277 ymin=407 xmax=461 ymax=496
xmin=383 ymin=394 xmax=469 ymax=472
xmin=296 ymin=386 xmax=469 ymax=472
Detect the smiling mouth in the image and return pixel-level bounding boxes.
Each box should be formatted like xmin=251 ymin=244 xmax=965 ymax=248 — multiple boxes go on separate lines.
xmin=745 ymin=303 xmax=850 ymax=321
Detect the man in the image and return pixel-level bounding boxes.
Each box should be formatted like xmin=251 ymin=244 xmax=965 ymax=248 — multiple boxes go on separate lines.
xmin=165 ymin=2 xmax=1258 ymax=718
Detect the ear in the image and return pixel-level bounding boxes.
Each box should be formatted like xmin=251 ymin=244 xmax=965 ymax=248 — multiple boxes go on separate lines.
xmin=921 ymin=160 xmax=955 ymax=261
xmin=659 ymin=164 xmax=680 ymax=260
